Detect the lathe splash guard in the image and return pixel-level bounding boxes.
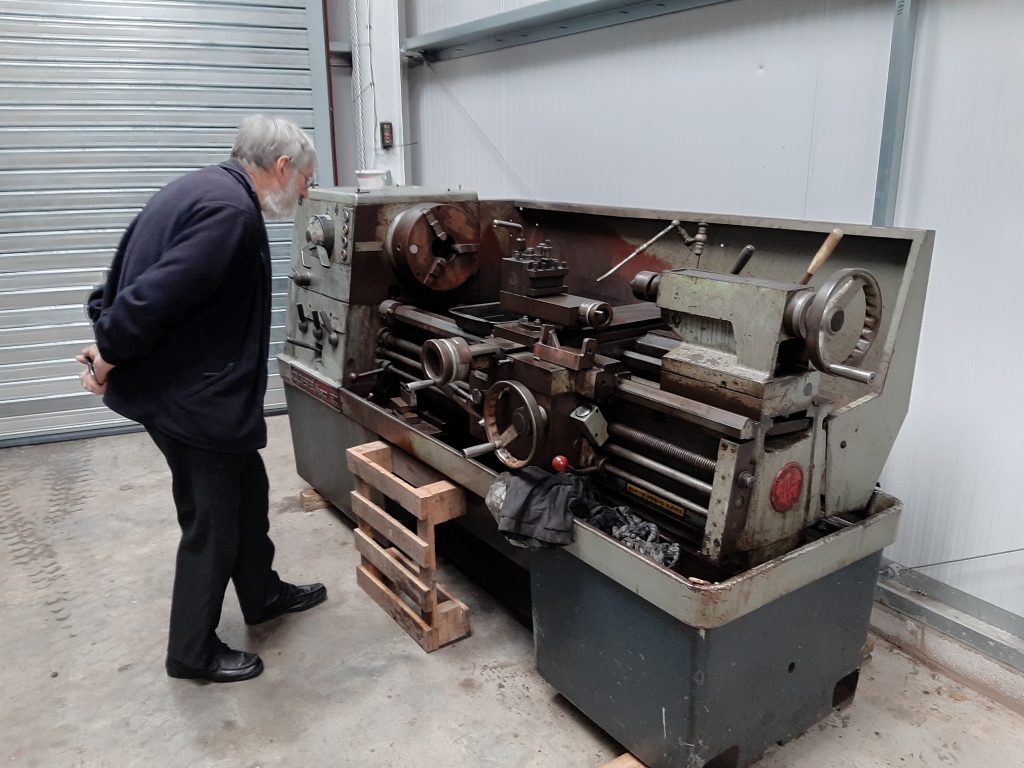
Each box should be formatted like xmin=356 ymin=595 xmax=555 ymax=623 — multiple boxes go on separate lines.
xmin=279 ymin=188 xmax=932 ymax=768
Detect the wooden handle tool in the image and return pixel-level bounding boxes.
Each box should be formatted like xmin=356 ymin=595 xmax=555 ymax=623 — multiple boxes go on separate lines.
xmin=799 ymin=228 xmax=843 ymax=285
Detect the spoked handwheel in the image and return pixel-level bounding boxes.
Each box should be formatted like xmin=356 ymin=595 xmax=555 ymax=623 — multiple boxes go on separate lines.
xmin=481 ymin=380 xmax=547 ymax=469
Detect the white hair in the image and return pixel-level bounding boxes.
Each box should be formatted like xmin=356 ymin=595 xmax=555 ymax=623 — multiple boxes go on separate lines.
xmin=231 ymin=114 xmax=316 ymax=171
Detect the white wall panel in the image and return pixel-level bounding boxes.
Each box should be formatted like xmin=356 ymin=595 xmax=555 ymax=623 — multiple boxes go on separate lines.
xmin=404 ymin=0 xmax=548 ymax=36
xmin=881 ymin=0 xmax=1024 ymax=615
xmin=408 ymin=0 xmax=890 ymax=223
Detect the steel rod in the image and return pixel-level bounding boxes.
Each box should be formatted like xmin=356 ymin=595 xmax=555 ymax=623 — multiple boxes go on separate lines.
xmin=379 ymin=333 xmax=423 ymax=359
xmin=607 ymin=422 xmax=717 ymax=474
xmin=374 ymin=358 xmax=415 ymax=381
xmin=604 ymin=443 xmax=713 ymax=495
xmin=603 ymin=463 xmax=709 ymax=517
xmin=596 ymin=220 xmax=679 ymax=282
xmin=381 ymin=301 xmax=474 ymax=339
xmin=376 ymin=348 xmax=423 ymax=373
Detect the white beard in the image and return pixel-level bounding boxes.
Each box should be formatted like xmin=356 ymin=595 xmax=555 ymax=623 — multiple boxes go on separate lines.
xmin=260 ymin=173 xmax=299 ymax=220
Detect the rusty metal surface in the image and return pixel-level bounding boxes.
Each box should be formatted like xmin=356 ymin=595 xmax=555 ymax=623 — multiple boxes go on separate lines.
xmin=564 ymin=493 xmax=902 ymax=629
xmin=336 ymin=382 xmax=496 ymax=498
xmin=614 ymin=378 xmax=753 ymax=439
xmin=532 ymin=329 xmax=597 ymax=371
xmin=385 ymin=202 xmax=480 ymax=291
xmin=278 ymin=187 xmax=937 ymax=768
xmin=283 ymin=187 xmax=929 ymax=574
xmin=331 ymin=363 xmax=896 ymax=623
xmin=294 ymin=358 xmax=901 ymax=625
xmin=380 ymin=301 xmax=478 ymax=339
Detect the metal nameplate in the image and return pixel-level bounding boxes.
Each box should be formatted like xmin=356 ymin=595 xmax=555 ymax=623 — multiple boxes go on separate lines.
xmin=290 ymin=367 xmax=341 ymax=412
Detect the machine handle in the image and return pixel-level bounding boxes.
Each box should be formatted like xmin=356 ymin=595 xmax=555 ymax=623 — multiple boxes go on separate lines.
xmin=347 ymin=366 xmax=388 ymax=383
xmin=289 ymin=269 xmax=312 ymax=287
xmin=730 ymin=245 xmax=756 ymax=275
xmin=403 ymin=378 xmax=436 ymax=393
xmin=285 ymin=337 xmax=318 ymax=352
xmin=492 ymin=219 xmax=524 ymax=234
xmin=596 ymin=220 xmax=680 ymax=282
xmin=462 ymin=442 xmax=498 ymax=459
xmin=301 ymin=242 xmax=331 ymax=269
xmin=801 ymin=267 xmax=883 ymax=383
xmin=826 ymin=363 xmax=875 ymax=384
xmin=799 ymin=228 xmax=843 ymax=285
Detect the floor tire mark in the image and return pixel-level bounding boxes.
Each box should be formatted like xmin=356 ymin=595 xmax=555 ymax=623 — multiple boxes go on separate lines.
xmin=0 ymin=466 xmax=75 ymax=637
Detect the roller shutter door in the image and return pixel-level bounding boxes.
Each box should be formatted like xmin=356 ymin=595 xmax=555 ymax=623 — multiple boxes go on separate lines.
xmin=0 ymin=0 xmax=331 ymax=445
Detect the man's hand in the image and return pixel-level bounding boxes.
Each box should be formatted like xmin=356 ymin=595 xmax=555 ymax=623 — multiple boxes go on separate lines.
xmin=76 ymin=344 xmax=115 ymax=395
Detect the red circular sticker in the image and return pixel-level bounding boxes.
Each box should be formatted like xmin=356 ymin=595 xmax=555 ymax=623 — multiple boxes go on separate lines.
xmin=770 ymin=462 xmax=804 ymax=512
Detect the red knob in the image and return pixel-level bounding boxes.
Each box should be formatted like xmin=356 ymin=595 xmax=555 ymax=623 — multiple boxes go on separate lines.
xmin=551 ymin=455 xmax=569 ymax=472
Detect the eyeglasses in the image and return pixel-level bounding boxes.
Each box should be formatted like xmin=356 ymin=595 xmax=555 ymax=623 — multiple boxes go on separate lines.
xmin=287 ymin=157 xmax=317 ymax=189
xmin=298 ymin=169 xmax=317 ymax=190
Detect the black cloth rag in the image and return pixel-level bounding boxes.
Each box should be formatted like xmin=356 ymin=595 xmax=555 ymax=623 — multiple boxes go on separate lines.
xmin=497 ymin=467 xmax=682 ymax=568
xmin=497 ymin=466 xmax=588 ymax=547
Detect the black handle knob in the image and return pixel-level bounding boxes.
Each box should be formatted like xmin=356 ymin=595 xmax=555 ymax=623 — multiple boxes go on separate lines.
xmin=730 ymin=245 xmax=756 ymax=276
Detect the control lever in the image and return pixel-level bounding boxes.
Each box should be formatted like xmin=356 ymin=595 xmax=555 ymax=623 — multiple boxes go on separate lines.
xmin=347 ymin=365 xmax=388 ymax=383
xmin=285 ymin=337 xmax=318 ymax=352
xmin=597 ymin=220 xmax=705 ymax=282
xmin=462 ymin=441 xmax=499 ymax=459
xmin=289 ymin=269 xmax=312 ymax=287
xmin=493 ymin=219 xmax=527 ymax=254
xmin=492 ymin=219 xmax=524 ymax=234
xmin=300 ymin=241 xmax=331 ymax=269
xmin=799 ymin=228 xmax=843 ymax=285
xmin=597 ymin=220 xmax=680 ymax=282
xmin=403 ymin=378 xmax=436 ymax=393
xmin=730 ymin=245 xmax=757 ymax=275
xmin=461 ymin=424 xmax=518 ymax=460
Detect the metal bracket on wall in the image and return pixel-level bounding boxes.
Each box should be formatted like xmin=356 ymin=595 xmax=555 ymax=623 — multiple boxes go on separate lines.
xmin=873 ymin=0 xmax=920 ymax=226
xmin=329 ymin=41 xmax=352 ymax=68
xmin=401 ymin=0 xmax=739 ymax=63
xmin=876 ymin=557 xmax=1024 ymax=675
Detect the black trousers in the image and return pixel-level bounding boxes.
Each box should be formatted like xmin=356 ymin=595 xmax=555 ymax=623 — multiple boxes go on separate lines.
xmin=147 ymin=427 xmax=281 ymax=667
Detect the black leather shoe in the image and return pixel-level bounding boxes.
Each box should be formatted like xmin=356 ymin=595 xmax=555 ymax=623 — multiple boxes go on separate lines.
xmin=166 ymin=646 xmax=264 ymax=683
xmin=247 ymin=582 xmax=327 ymax=625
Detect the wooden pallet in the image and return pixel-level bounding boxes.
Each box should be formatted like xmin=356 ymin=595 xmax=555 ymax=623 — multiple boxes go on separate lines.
xmin=346 ymin=441 xmax=470 ymax=652
xmin=599 ymin=756 xmax=646 ymax=768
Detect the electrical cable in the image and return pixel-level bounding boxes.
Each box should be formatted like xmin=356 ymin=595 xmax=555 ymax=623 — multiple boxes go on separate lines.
xmin=894 ymin=546 xmax=1024 ymax=573
xmin=366 ymin=0 xmax=380 ymax=151
xmin=348 ymin=0 xmax=365 ymax=167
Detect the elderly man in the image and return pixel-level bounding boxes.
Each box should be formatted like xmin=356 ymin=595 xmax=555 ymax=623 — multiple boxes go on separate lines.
xmin=78 ymin=115 xmax=326 ymax=683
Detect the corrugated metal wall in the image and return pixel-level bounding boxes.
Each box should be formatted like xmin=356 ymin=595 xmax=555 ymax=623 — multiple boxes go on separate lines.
xmin=403 ymin=0 xmax=1024 ymax=616
xmin=0 ymin=0 xmax=327 ymax=445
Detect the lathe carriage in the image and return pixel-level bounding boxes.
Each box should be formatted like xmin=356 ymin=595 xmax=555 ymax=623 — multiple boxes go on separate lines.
xmin=278 ymin=187 xmax=932 ymax=768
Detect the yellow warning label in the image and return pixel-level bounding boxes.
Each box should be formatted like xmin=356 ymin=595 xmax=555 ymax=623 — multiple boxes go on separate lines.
xmin=626 ymin=483 xmax=688 ymax=518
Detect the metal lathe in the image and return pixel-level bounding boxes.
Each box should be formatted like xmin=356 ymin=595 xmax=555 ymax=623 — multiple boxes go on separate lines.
xmin=278 ymin=187 xmax=932 ymax=768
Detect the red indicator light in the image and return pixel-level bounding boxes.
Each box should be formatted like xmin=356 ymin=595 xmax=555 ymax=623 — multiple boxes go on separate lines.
xmin=551 ymin=455 xmax=569 ymax=472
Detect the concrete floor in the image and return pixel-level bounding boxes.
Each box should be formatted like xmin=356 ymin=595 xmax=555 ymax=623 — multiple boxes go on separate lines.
xmin=2 ymin=415 xmax=1023 ymax=768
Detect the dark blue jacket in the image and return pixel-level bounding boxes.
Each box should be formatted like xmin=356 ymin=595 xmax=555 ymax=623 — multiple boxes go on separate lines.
xmin=88 ymin=160 xmax=272 ymax=453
